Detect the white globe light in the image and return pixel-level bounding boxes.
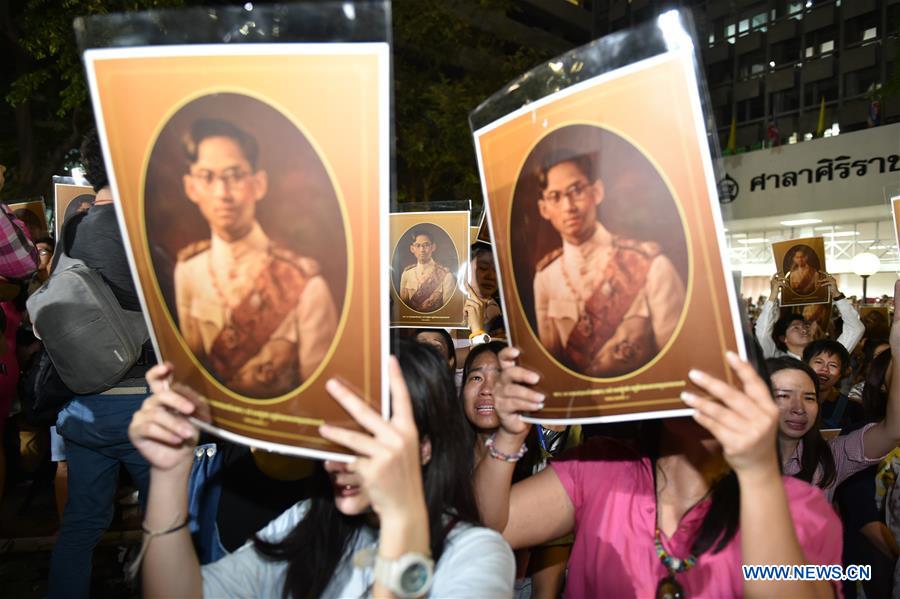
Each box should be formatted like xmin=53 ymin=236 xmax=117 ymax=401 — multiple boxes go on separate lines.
xmin=851 ymin=252 xmax=881 ymax=277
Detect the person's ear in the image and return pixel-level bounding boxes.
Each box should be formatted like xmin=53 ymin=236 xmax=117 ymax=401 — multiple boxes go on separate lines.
xmin=592 ymin=179 xmax=605 ymax=206
xmin=183 ymin=173 xmax=200 ymax=205
xmin=420 ymin=437 xmax=432 ymax=466
xmin=537 ymin=198 xmax=551 ymax=221
xmin=251 ymin=169 xmax=268 ymax=202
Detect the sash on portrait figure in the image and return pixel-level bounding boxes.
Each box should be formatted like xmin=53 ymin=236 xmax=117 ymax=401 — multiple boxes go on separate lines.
xmin=207 ymin=249 xmax=308 ymax=395
xmin=408 ymin=264 xmax=449 ymax=312
xmin=563 ymin=241 xmax=655 ymax=375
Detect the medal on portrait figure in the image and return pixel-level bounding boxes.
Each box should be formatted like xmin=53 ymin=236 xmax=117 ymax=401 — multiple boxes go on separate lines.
xmin=470 ymin=12 xmax=744 ymax=424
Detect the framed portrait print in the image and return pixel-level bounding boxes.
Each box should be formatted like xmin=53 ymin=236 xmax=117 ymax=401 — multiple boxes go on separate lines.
xmin=84 ymin=42 xmax=390 ymax=461
xmin=53 ymin=179 xmax=96 ymax=240
xmin=390 ymin=210 xmax=469 ymax=328
xmin=8 ymin=200 xmax=49 ymax=242
xmin=471 ymin=15 xmax=743 ymax=424
xmin=772 ymin=237 xmax=831 ymax=307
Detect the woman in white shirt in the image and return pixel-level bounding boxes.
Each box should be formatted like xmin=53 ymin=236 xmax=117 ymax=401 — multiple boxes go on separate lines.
xmin=128 ymin=339 xmax=514 ymax=598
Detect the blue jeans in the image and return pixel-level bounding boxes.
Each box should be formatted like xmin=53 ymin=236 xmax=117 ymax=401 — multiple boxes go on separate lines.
xmin=48 ymin=392 xmax=149 ymax=599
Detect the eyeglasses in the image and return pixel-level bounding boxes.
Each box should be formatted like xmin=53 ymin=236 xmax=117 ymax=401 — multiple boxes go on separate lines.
xmin=189 ymin=168 xmax=253 ymax=190
xmin=412 ymin=242 xmax=434 ymax=250
xmin=542 ymin=181 xmax=591 ymax=205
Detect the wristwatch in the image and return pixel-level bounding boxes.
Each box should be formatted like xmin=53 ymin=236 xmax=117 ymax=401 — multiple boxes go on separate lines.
xmin=374 ymin=552 xmax=435 ymax=598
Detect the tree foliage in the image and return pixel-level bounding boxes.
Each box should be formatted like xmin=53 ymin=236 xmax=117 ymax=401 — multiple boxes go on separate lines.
xmin=1 ymin=0 xmax=560 ymax=209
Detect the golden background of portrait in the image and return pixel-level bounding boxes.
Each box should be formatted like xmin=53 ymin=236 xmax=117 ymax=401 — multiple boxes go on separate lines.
xmin=389 ymin=211 xmax=468 ymax=328
xmin=89 ymin=49 xmax=386 ymax=457
xmin=53 ymin=184 xmax=96 ymax=240
xmin=476 ymin=53 xmax=740 ymax=420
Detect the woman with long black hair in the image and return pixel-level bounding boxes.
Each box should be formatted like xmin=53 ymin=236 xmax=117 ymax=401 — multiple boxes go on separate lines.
xmin=767 ymin=286 xmax=900 ymax=502
xmin=476 ymin=349 xmax=841 ymax=597
xmin=128 ymin=340 xmax=513 ymax=598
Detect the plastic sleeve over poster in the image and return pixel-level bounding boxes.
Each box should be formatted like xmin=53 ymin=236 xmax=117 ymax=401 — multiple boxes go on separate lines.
xmin=470 ymin=10 xmax=744 ymax=425
xmin=77 ymin=2 xmax=391 ymax=461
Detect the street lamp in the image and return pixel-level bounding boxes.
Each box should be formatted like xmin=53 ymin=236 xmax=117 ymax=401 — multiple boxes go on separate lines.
xmin=851 ymin=252 xmax=881 ymax=304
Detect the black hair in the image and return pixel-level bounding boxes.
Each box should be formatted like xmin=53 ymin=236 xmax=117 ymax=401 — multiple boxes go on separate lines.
xmin=35 ymin=236 xmax=55 ymax=251
xmin=80 ymin=128 xmax=109 ymax=192
xmin=409 ymin=228 xmax=434 ymax=244
xmin=772 ymin=313 xmax=805 ymax=352
xmin=802 ymin=339 xmax=850 ymax=374
xmin=862 ymin=349 xmax=892 ymax=422
xmin=766 ymin=357 xmax=836 ymax=489
xmin=253 ymin=339 xmax=479 ymax=599
xmin=182 ymin=118 xmax=259 ymax=170
xmin=536 ymin=149 xmax=594 ymax=191
xmin=471 ymin=242 xmax=492 ymax=259
xmin=413 ymin=328 xmax=457 ymax=371
xmin=637 ymin=419 xmax=739 ymax=556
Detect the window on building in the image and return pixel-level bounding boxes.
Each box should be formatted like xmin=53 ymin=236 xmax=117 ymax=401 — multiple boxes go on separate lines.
xmin=751 ymin=12 xmax=767 ymax=31
xmin=890 ymin=5 xmax=900 ymax=34
xmin=738 ymin=49 xmax=766 ymax=79
xmin=709 ymin=33 xmax=715 ymax=46
xmin=820 ymin=40 xmax=834 ymax=54
xmin=725 ymin=22 xmax=736 ymax=43
xmin=804 ymin=78 xmax=837 ymax=106
xmin=707 ymin=62 xmax=732 ymax=86
xmin=737 ymin=96 xmax=764 ymax=121
xmin=805 ymin=46 xmax=815 ymax=58
xmin=770 ymin=88 xmax=800 ymax=113
xmin=738 ymin=19 xmax=750 ymax=36
xmin=844 ymin=12 xmax=880 ymax=45
xmin=844 ymin=67 xmax=879 ymax=97
xmin=771 ymin=38 xmax=801 ymax=65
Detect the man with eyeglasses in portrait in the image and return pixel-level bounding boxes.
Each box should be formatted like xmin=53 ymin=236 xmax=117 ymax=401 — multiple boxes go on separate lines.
xmin=174 ymin=118 xmax=337 ymax=399
xmin=532 ymin=149 xmax=685 ymax=377
xmin=399 ymin=229 xmax=455 ymax=313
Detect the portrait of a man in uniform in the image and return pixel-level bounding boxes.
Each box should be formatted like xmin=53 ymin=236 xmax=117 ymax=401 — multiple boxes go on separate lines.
xmin=782 ymin=244 xmax=824 ymax=296
xmin=172 ymin=118 xmax=339 ymax=399
xmin=398 ymin=228 xmax=456 ymax=313
xmin=529 ymin=147 xmax=686 ymax=377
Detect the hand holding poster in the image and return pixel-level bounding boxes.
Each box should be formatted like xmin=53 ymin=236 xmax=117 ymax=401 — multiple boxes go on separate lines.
xmin=79 ymin=4 xmax=390 ymax=460
xmin=471 ymin=13 xmax=742 ymax=424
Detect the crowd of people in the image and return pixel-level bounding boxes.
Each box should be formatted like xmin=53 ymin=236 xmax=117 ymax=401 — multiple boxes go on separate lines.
xmin=2 ymin=130 xmax=900 ymax=599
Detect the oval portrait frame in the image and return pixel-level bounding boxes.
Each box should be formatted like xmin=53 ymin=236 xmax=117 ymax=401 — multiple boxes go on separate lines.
xmin=508 ymin=121 xmax=693 ymax=382
xmin=140 ymin=88 xmax=353 ymax=405
xmin=781 ymin=243 xmax=822 ymax=298
xmin=390 ymin=222 xmax=460 ymax=315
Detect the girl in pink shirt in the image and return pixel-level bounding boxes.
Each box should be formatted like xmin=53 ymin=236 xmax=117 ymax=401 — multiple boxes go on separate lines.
xmin=476 ymin=349 xmax=840 ymax=598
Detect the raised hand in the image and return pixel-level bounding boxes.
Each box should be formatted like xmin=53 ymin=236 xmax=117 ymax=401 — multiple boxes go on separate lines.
xmin=318 ymin=357 xmax=426 ymax=521
xmin=492 ymin=346 xmax=544 ymax=437
xmin=129 ymin=363 xmax=198 ymax=472
xmin=681 ymin=352 xmax=780 ymax=479
xmin=464 ymin=282 xmax=487 ymax=333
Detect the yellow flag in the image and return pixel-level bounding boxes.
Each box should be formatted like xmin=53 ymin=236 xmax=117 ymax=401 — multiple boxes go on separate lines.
xmin=816 ymin=96 xmax=826 ymax=137
xmin=725 ymin=115 xmax=736 ymax=154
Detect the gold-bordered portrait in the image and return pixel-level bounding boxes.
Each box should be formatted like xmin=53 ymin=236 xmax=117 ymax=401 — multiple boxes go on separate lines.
xmin=389 ymin=210 xmax=469 ymax=328
xmin=473 ymin=50 xmax=743 ymax=424
xmin=84 ymin=43 xmax=390 ymax=461
xmin=772 ymin=237 xmax=830 ymax=307
xmin=9 ymin=200 xmax=48 ymax=242
xmin=53 ymin=182 xmax=96 ymax=239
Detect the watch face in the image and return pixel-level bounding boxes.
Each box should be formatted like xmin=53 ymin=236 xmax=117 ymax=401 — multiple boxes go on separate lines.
xmin=400 ymin=562 xmax=429 ymax=593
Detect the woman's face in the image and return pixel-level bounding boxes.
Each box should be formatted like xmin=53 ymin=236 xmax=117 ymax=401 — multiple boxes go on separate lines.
xmin=324 ymin=460 xmax=372 ymax=515
xmin=772 ymin=368 xmax=818 ymax=439
xmin=472 ymin=250 xmax=498 ymax=298
xmin=462 ymin=350 xmax=501 ymax=433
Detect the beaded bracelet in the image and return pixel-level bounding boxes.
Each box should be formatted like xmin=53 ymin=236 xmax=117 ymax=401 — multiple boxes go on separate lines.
xmin=484 ymin=432 xmax=528 ymax=462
